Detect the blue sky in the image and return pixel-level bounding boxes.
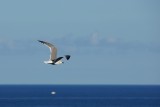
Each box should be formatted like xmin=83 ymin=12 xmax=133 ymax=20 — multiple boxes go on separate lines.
xmin=0 ymin=0 xmax=160 ymax=84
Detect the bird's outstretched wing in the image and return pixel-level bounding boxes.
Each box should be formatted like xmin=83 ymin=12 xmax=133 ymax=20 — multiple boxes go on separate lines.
xmin=38 ymin=40 xmax=57 ymax=60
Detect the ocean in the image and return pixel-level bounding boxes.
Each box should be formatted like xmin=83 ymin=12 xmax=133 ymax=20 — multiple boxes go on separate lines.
xmin=0 ymin=85 xmax=160 ymax=107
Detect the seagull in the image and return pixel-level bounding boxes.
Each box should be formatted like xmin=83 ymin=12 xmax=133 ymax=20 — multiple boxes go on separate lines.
xmin=38 ymin=40 xmax=70 ymax=65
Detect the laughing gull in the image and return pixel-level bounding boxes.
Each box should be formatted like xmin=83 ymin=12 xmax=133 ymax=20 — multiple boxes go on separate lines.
xmin=38 ymin=40 xmax=70 ymax=65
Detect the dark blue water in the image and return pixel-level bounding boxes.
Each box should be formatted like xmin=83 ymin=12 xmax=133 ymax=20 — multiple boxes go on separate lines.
xmin=0 ymin=85 xmax=160 ymax=107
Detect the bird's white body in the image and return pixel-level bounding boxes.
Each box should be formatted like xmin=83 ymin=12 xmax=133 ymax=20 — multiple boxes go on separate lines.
xmin=44 ymin=60 xmax=63 ymax=65
xmin=44 ymin=60 xmax=53 ymax=64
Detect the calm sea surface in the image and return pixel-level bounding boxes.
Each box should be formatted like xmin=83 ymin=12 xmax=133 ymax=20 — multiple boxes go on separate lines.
xmin=0 ymin=85 xmax=160 ymax=107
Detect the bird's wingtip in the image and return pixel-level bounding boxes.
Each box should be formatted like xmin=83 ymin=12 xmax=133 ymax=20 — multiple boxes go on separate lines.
xmin=38 ymin=40 xmax=42 ymax=42
xmin=65 ymin=55 xmax=71 ymax=60
xmin=38 ymin=40 xmax=45 ymax=44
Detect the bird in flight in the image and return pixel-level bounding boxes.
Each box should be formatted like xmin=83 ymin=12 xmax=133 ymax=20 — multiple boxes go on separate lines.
xmin=38 ymin=40 xmax=70 ymax=65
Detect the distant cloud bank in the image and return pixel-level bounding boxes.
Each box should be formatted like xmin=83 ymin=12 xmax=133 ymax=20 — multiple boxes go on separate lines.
xmin=0 ymin=34 xmax=160 ymax=55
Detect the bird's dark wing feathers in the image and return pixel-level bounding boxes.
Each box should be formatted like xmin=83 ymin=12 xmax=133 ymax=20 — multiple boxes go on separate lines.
xmin=65 ymin=55 xmax=71 ymax=60
xmin=38 ymin=40 xmax=46 ymax=44
xmin=53 ymin=57 xmax=63 ymax=63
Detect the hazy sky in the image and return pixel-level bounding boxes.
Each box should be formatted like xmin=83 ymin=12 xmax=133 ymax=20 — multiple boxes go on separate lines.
xmin=0 ymin=0 xmax=160 ymax=84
